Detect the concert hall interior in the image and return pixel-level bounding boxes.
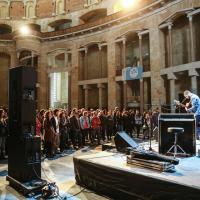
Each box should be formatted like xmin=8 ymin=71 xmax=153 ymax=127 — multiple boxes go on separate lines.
xmin=0 ymin=0 xmax=200 ymax=199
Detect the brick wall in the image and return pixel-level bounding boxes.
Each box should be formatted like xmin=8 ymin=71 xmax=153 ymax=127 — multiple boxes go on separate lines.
xmin=37 ymin=0 xmax=54 ymax=18
xmin=10 ymin=2 xmax=24 ymax=19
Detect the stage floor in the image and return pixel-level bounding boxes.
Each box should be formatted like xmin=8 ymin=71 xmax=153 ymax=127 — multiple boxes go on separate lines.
xmin=74 ymin=140 xmax=200 ymax=200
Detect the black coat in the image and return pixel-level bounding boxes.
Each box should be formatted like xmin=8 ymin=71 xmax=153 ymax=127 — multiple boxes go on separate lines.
xmin=0 ymin=120 xmax=8 ymax=137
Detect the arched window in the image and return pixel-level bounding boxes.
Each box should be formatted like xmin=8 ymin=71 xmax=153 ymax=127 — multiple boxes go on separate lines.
xmin=0 ymin=2 xmax=8 ymax=19
xmin=26 ymin=1 xmax=36 ymax=18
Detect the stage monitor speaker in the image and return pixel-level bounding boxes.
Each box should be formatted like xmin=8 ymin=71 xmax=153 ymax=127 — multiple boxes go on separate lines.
xmin=114 ymin=131 xmax=139 ymax=152
xmin=9 ymin=66 xmax=36 ymax=137
xmin=159 ymin=114 xmax=196 ymax=155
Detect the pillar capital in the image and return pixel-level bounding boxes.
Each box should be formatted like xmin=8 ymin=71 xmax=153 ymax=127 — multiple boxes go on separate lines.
xmin=188 ymin=68 xmax=199 ymax=77
xmin=97 ymin=83 xmax=105 ymax=88
xmin=167 ymin=22 xmax=173 ymax=30
xmin=167 ymin=72 xmax=176 ymax=80
xmin=188 ymin=15 xmax=193 ymax=22
xmin=98 ymin=44 xmax=102 ymax=51
xmin=122 ymin=37 xmax=126 ymax=45
xmin=83 ymin=84 xmax=91 ymax=90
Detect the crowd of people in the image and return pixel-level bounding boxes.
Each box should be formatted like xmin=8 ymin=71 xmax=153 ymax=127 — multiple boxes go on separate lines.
xmin=0 ymin=106 xmax=160 ymax=159
xmin=36 ymin=107 xmax=160 ymax=158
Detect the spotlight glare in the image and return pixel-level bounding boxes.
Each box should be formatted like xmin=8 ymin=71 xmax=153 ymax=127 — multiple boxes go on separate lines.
xmin=122 ymin=0 xmax=135 ymax=9
xmin=20 ymin=26 xmax=30 ymax=35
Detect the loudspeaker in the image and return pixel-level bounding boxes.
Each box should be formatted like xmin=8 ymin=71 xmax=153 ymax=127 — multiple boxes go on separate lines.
xmin=159 ymin=114 xmax=196 ymax=155
xmin=114 ymin=131 xmax=139 ymax=152
xmin=9 ymin=66 xmax=36 ymax=137
xmin=8 ymin=66 xmax=41 ymax=183
xmin=8 ymin=136 xmax=41 ymax=182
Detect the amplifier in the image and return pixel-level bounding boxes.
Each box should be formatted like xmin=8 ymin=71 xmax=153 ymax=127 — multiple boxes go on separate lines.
xmin=159 ymin=114 xmax=196 ymax=155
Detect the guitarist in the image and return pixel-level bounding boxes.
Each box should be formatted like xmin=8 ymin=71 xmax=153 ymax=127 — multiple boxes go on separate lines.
xmin=184 ymin=90 xmax=200 ymax=139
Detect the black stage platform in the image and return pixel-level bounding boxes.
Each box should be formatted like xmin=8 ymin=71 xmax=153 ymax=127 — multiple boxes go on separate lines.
xmin=73 ymin=151 xmax=200 ymax=200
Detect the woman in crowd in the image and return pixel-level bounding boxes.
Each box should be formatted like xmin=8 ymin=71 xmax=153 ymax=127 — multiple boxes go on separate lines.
xmin=115 ymin=110 xmax=123 ymax=132
xmin=107 ymin=110 xmax=114 ymax=141
xmin=91 ymin=111 xmax=101 ymax=144
xmin=142 ymin=112 xmax=152 ymax=140
xmin=43 ymin=110 xmax=55 ymax=158
xmin=0 ymin=109 xmax=7 ymax=159
xmin=135 ymin=110 xmax=143 ymax=138
xmin=59 ymin=111 xmax=69 ymax=152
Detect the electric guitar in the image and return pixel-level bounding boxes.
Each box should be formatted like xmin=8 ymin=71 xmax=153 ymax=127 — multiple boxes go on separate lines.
xmin=174 ymin=100 xmax=191 ymax=108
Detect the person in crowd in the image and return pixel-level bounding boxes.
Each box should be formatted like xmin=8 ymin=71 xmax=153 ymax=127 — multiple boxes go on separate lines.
xmin=113 ymin=107 xmax=119 ymax=134
xmin=69 ymin=109 xmax=82 ymax=149
xmin=184 ymin=90 xmax=200 ymax=139
xmin=142 ymin=112 xmax=152 ymax=140
xmin=59 ymin=111 xmax=69 ymax=152
xmin=134 ymin=110 xmax=143 ymax=138
xmin=115 ymin=110 xmax=123 ymax=132
xmin=0 ymin=109 xmax=8 ymax=159
xmin=36 ymin=112 xmax=42 ymax=137
xmin=99 ymin=110 xmax=108 ymax=142
xmin=43 ymin=111 xmax=55 ymax=158
xmin=91 ymin=111 xmax=101 ymax=144
xmin=122 ymin=111 xmax=132 ymax=137
xmin=107 ymin=110 xmax=114 ymax=141
xmin=79 ymin=111 xmax=90 ymax=146
xmin=51 ymin=109 xmax=60 ymax=153
xmin=39 ymin=109 xmax=45 ymax=135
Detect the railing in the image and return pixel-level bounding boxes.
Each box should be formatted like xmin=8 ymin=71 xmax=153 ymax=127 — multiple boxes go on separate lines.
xmin=0 ymin=0 xmax=175 ymax=41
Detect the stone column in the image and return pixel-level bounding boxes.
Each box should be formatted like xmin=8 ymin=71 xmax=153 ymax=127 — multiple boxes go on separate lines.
xmin=188 ymin=15 xmax=195 ymax=62
xmin=138 ymin=34 xmax=144 ymax=113
xmin=84 ymin=48 xmax=88 ymax=80
xmin=189 ymin=69 xmax=198 ymax=94
xmin=122 ymin=38 xmax=127 ymax=109
xmin=71 ymin=46 xmax=79 ymax=108
xmin=98 ymin=44 xmax=102 ymax=78
xmin=83 ymin=84 xmax=90 ymax=109
xmin=107 ymin=40 xmax=117 ymax=109
xmin=65 ymin=52 xmax=68 ymax=67
xmin=168 ymin=73 xmax=176 ymax=113
xmin=6 ymin=2 xmax=10 ymax=19
xmin=98 ymin=83 xmax=104 ymax=109
xmin=38 ymin=47 xmax=49 ymax=109
xmin=23 ymin=2 xmax=27 ymax=19
xmin=168 ymin=23 xmax=173 ymax=67
xmin=68 ymin=71 xmax=71 ymax=109
xmin=122 ymin=38 xmax=126 ymax=68
xmin=149 ymin=27 xmax=166 ymax=109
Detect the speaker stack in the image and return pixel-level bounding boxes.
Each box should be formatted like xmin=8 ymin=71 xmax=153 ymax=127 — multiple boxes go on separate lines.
xmin=7 ymin=66 xmax=46 ymax=196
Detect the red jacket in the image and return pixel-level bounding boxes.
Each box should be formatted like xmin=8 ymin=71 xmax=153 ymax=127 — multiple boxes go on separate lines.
xmin=91 ymin=116 xmax=101 ymax=128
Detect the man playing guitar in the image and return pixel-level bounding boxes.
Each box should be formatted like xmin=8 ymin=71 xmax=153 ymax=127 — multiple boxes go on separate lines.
xmin=183 ymin=90 xmax=200 ymax=139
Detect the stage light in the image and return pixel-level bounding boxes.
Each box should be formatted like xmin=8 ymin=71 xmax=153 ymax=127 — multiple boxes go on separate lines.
xmin=114 ymin=0 xmax=136 ymax=12
xmin=20 ymin=25 xmax=30 ymax=35
xmin=122 ymin=0 xmax=135 ymax=9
